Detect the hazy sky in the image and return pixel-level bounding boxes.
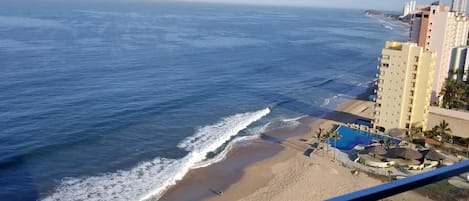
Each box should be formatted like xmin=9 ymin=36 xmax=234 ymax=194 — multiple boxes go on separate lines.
xmin=4 ymin=0 xmax=458 ymax=11
xmin=179 ymin=0 xmax=451 ymax=11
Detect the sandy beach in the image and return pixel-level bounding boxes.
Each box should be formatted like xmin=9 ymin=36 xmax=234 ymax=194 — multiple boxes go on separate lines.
xmin=159 ymin=94 xmax=433 ymax=201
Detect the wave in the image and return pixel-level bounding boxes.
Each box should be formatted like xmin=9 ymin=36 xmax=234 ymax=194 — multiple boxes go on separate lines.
xmin=384 ymin=25 xmax=393 ymax=30
xmin=312 ymin=78 xmax=334 ymax=87
xmin=42 ymin=108 xmax=270 ymax=201
xmin=191 ymin=123 xmax=269 ymax=169
xmin=281 ymin=115 xmax=307 ymax=123
xmin=320 ymin=95 xmax=339 ymax=108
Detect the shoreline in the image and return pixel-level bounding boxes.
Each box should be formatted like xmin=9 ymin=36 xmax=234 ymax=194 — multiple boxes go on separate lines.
xmin=157 ymin=89 xmax=377 ymax=201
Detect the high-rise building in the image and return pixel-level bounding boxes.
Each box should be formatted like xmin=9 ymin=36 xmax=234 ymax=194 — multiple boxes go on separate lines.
xmin=373 ymin=41 xmax=435 ymax=132
xmin=409 ymin=4 xmax=469 ymax=103
xmin=451 ymin=0 xmax=468 ymax=13
xmin=410 ymin=0 xmax=417 ymax=14
xmin=403 ymin=3 xmax=411 ymax=17
xmin=449 ymin=46 xmax=469 ymax=81
xmin=402 ymin=1 xmax=418 ymax=19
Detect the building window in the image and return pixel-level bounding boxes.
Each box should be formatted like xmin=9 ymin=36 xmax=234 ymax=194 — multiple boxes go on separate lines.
xmin=382 ymin=55 xmax=390 ymax=60
xmin=412 ymin=73 xmax=417 ymax=79
xmin=408 ymin=107 xmax=413 ymax=112
xmin=432 ymin=10 xmax=435 ymax=14
xmin=410 ymin=90 xmax=414 ymax=96
xmin=424 ymin=14 xmax=429 ymax=18
xmin=382 ymin=63 xmax=389 ymax=67
xmin=411 ymin=82 xmax=416 ymax=87
xmin=408 ymin=116 xmax=411 ymax=121
xmin=410 ymin=99 xmax=413 ymax=104
xmin=414 ymin=56 xmax=419 ymax=62
xmin=414 ymin=65 xmax=418 ymax=71
xmin=406 ymin=123 xmax=410 ymax=129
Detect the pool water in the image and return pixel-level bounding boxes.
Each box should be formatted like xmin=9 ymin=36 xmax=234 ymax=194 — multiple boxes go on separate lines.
xmin=328 ymin=126 xmax=400 ymax=150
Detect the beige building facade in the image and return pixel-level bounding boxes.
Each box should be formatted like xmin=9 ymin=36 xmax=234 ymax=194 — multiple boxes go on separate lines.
xmin=373 ymin=42 xmax=435 ymax=132
xmin=409 ymin=4 xmax=469 ymax=103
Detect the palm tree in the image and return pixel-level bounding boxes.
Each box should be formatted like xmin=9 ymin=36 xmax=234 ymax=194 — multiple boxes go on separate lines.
xmin=327 ymin=130 xmax=341 ymax=160
xmin=316 ymin=127 xmax=324 ymax=139
xmin=435 ymin=120 xmax=453 ymax=144
xmin=426 ymin=126 xmax=439 ymax=139
xmin=443 ymin=79 xmax=467 ymax=109
xmin=321 ymin=133 xmax=329 ymax=155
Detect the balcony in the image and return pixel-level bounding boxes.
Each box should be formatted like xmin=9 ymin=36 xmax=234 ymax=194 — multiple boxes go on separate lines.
xmin=326 ymin=160 xmax=469 ymax=201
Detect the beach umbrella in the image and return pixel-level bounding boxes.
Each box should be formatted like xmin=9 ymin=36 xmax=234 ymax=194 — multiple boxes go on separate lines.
xmin=358 ymin=145 xmax=387 ymax=156
xmin=386 ymin=147 xmax=423 ymax=160
xmin=423 ymin=149 xmax=445 ymax=161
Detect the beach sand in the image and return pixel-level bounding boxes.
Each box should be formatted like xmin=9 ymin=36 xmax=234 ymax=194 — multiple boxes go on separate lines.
xmin=159 ymin=96 xmax=433 ymax=201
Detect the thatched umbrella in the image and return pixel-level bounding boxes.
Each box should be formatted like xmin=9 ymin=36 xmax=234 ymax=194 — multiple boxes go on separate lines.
xmin=422 ymin=149 xmax=445 ymax=161
xmin=358 ymin=145 xmax=387 ymax=156
xmin=385 ymin=147 xmax=423 ymax=160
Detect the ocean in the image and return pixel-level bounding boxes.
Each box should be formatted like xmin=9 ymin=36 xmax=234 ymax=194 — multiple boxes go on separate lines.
xmin=0 ymin=1 xmax=407 ymax=201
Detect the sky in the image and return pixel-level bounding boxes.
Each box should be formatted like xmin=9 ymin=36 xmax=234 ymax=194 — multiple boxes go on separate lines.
xmin=178 ymin=0 xmax=452 ymax=11
xmin=3 ymin=0 xmax=459 ymax=11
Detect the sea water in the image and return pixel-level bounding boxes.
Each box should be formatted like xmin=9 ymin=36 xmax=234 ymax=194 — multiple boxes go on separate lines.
xmin=0 ymin=1 xmax=407 ymax=200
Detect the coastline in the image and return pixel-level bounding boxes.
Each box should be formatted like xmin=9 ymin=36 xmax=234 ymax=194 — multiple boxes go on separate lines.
xmin=157 ymin=89 xmax=380 ymax=201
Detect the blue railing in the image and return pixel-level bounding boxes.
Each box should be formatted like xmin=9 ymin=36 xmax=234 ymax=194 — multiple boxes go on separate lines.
xmin=326 ymin=160 xmax=469 ymax=201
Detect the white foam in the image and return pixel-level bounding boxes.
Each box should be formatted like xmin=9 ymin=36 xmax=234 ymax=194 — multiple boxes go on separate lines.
xmin=192 ymin=122 xmax=271 ymax=169
xmin=42 ymin=108 xmax=270 ymax=201
xmin=320 ymin=95 xmax=339 ymax=108
xmin=281 ymin=115 xmax=307 ymax=123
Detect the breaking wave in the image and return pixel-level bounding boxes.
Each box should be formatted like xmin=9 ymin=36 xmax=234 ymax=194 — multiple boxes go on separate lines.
xmin=42 ymin=108 xmax=270 ymax=201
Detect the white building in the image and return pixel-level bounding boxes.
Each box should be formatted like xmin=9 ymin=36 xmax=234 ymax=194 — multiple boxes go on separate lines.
xmin=449 ymin=46 xmax=469 ymax=82
xmin=451 ymin=0 xmax=468 ymax=13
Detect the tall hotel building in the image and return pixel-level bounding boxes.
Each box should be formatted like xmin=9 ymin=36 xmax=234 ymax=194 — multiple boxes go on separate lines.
xmin=373 ymin=42 xmax=435 ymax=132
xmin=409 ymin=3 xmax=469 ymax=103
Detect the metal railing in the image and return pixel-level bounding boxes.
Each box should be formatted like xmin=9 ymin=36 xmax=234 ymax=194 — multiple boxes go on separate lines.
xmin=325 ymin=160 xmax=469 ymax=201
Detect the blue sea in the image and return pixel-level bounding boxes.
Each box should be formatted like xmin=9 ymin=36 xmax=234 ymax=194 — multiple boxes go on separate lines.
xmin=0 ymin=1 xmax=407 ymax=201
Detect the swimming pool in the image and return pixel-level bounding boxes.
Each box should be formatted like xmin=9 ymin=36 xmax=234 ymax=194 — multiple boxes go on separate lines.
xmin=328 ymin=125 xmax=400 ymax=150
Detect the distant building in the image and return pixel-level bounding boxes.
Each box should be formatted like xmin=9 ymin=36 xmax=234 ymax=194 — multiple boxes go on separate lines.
xmin=373 ymin=41 xmax=435 ymax=133
xmin=402 ymin=0 xmax=417 ymax=18
xmin=402 ymin=3 xmax=411 ymax=18
xmin=451 ymin=0 xmax=468 ymax=13
xmin=449 ymin=46 xmax=469 ymax=82
xmin=409 ymin=4 xmax=469 ymax=104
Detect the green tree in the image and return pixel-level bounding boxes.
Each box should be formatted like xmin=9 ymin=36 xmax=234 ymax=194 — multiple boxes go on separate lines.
xmin=316 ymin=127 xmax=324 ymax=139
xmin=326 ymin=130 xmax=341 ymax=160
xmin=442 ymin=79 xmax=467 ymax=109
xmin=435 ymin=120 xmax=453 ymax=144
